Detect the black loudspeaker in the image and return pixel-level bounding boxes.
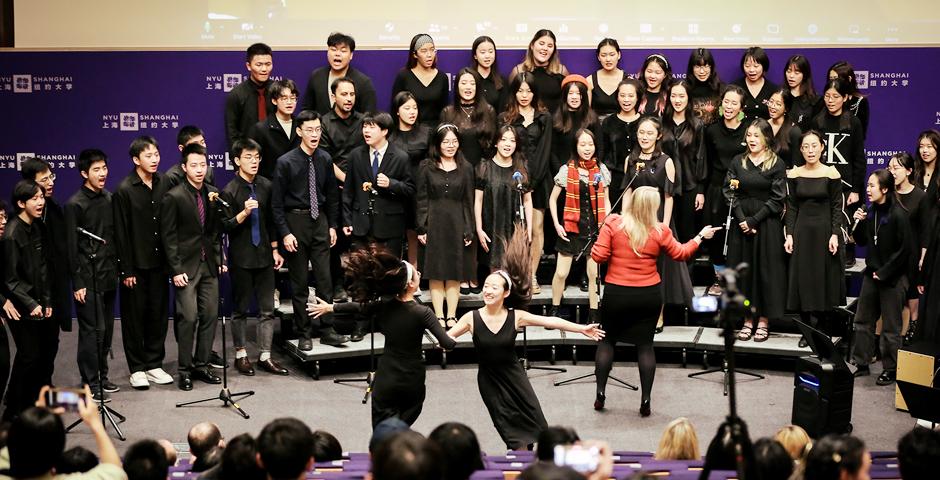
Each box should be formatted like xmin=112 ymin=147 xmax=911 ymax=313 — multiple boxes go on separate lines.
xmin=792 ymin=356 xmax=855 ymax=437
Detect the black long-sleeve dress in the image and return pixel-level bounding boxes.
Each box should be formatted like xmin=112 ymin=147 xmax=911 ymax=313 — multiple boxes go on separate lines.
xmin=733 ymin=78 xmax=779 ymax=122
xmin=724 ymin=155 xmax=788 ymax=320
xmin=506 ymin=111 xmax=553 ymax=210
xmin=663 ymin=115 xmax=707 ymax=242
xmin=600 ymin=113 xmax=640 ymax=207
xmin=472 ymin=309 xmax=547 ymax=449
xmin=476 ymin=160 xmax=529 ymax=269
xmin=390 ymin=125 xmax=432 ymax=229
xmin=896 ymin=186 xmax=927 ymax=299
xmin=785 ymin=171 xmax=846 ymax=312
xmin=334 ymin=300 xmax=456 ymax=427
xmin=625 ymin=152 xmax=694 ymax=306
xmin=703 ymin=120 xmax=747 ymax=261
xmin=391 ymin=69 xmax=450 ymax=126
xmin=416 ymin=159 xmax=476 ymax=281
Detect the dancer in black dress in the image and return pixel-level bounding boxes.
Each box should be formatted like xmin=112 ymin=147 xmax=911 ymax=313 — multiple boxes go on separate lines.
xmin=308 ymin=249 xmax=455 ymax=428
xmin=686 ymin=48 xmax=724 ymax=126
xmin=440 ymin=68 xmax=497 ymax=168
xmin=767 ymin=89 xmax=802 ymax=168
xmin=587 ymin=38 xmax=625 ymax=119
xmin=449 ymin=228 xmax=604 ymax=450
xmin=638 ymin=54 xmax=672 ymax=117
xmin=509 ymin=29 xmax=568 ymax=113
xmin=783 ymin=55 xmax=819 ymax=131
xmin=662 ymin=80 xmax=707 ymax=242
xmin=733 ymin=47 xmax=778 ymax=122
xmin=784 ymin=131 xmax=846 ymax=346
xmin=476 ymin=125 xmax=533 ymax=270
xmin=625 ymin=116 xmax=694 ymax=330
xmin=600 ymin=78 xmax=643 ymax=208
xmin=726 ymin=119 xmax=787 ymax=343
xmin=549 ymin=129 xmax=611 ymax=321
xmin=888 ymin=152 xmax=927 ymax=343
xmin=389 ymin=91 xmax=432 ymax=268
xmin=500 ymin=72 xmax=553 ymax=294
xmin=391 ymin=34 xmax=449 ymax=126
xmin=416 ymin=124 xmax=476 ymax=328
xmin=470 ymin=36 xmax=506 ymax=111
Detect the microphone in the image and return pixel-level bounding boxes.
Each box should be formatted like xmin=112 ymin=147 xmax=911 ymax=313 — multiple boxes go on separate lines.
xmin=592 ymin=172 xmax=603 ymax=187
xmin=207 ymin=191 xmax=230 ymax=208
xmin=512 ymin=171 xmax=524 ymax=190
xmin=76 ymin=227 xmax=107 ymax=244
xmin=635 ymin=161 xmax=646 ymax=172
xmin=362 ymin=181 xmax=379 ymax=196
xmin=850 ymin=207 xmax=866 ymax=235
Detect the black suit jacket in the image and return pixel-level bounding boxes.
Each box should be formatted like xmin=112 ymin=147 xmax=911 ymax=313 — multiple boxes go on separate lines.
xmin=247 ymin=116 xmax=299 ymax=179
xmin=161 ymin=182 xmax=222 ymax=278
xmin=342 ymin=144 xmax=415 ymax=239
xmin=301 ymin=66 xmax=377 ymax=115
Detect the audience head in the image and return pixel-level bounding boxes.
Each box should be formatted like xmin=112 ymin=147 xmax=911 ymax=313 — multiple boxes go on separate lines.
xmin=56 ymin=446 xmax=98 ymax=474
xmin=257 ymin=417 xmax=315 ymax=480
xmin=20 ymin=157 xmax=54 ymax=197
xmin=176 ymin=125 xmax=206 ymax=151
xmin=700 ymin=417 xmax=756 ymax=480
xmin=311 ymin=429 xmax=343 ymax=463
xmin=775 ymin=425 xmax=812 ymax=462
xmin=218 ymin=433 xmax=265 ymax=480
xmin=537 ymin=426 xmax=581 ymax=461
xmin=369 ymin=430 xmax=442 ymax=480
xmin=7 ymin=407 xmax=66 ymax=478
xmin=803 ymin=434 xmax=870 ymax=480
xmin=124 ymin=439 xmax=170 ymax=480
xmin=369 ymin=417 xmax=412 ymax=454
xmin=753 ymin=438 xmax=793 ymax=480
xmin=518 ymin=462 xmax=583 ymax=480
xmin=655 ymin=417 xmax=700 ymax=460
xmin=193 ymin=446 xmax=223 ymax=473
xmin=156 ymin=439 xmax=178 ymax=466
xmin=898 ymin=427 xmax=940 ymax=480
xmin=428 ymin=422 xmax=484 ymax=480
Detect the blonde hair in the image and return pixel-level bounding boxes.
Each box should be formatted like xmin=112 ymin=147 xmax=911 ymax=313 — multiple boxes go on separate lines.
xmin=621 ymin=186 xmax=662 ymax=254
xmin=655 ymin=417 xmax=700 ymax=460
xmin=774 ymin=425 xmax=812 ymax=462
xmin=743 ymin=119 xmax=779 ymax=172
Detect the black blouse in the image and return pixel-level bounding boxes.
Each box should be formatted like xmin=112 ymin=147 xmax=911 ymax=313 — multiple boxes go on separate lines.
xmin=662 ymin=116 xmax=707 ymax=193
xmin=590 ymin=71 xmax=624 ymax=118
xmin=391 ymin=69 xmax=450 ymax=126
xmin=733 ymin=78 xmax=779 ymax=122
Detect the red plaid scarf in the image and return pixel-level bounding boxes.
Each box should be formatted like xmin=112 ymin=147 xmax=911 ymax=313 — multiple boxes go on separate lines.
xmin=563 ymin=159 xmax=606 ymax=234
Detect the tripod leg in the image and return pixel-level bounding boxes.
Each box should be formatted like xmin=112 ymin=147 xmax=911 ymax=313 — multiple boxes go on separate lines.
xmin=553 ymin=372 xmax=596 ymax=387
xmin=735 ymin=369 xmax=765 ymax=379
xmin=101 ymin=406 xmax=126 ymax=441
xmin=608 ymin=375 xmax=639 ymax=391
xmin=687 ymin=367 xmax=725 ymax=378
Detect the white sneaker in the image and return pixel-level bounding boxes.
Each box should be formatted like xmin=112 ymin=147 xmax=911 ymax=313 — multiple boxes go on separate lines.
xmin=145 ymin=368 xmax=174 ymax=385
xmin=129 ymin=371 xmax=150 ymax=390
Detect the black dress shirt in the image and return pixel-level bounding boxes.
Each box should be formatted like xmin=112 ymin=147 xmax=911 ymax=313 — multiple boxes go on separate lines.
xmin=320 ymin=110 xmax=365 ymax=173
xmin=225 ymin=78 xmax=275 ymax=148
xmin=65 ymin=186 xmax=118 ymax=291
xmin=113 ymin=170 xmax=166 ymax=277
xmin=221 ymin=175 xmax=276 ymax=269
xmin=271 ymin=147 xmax=341 ymax=238
xmin=247 ymin=116 xmax=299 ymax=179
xmin=2 ymin=216 xmax=50 ymax=315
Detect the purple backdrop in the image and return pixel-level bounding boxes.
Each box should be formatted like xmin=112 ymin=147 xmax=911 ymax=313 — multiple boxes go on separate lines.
xmin=0 ymin=46 xmax=937 ymax=201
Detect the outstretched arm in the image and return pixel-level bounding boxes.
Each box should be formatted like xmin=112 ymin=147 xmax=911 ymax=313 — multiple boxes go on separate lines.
xmin=516 ymin=310 xmax=604 ymax=341
xmin=448 ymin=311 xmax=474 ymax=339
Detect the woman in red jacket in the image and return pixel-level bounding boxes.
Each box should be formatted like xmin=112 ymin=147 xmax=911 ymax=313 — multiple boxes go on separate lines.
xmin=591 ymin=186 xmax=720 ymax=416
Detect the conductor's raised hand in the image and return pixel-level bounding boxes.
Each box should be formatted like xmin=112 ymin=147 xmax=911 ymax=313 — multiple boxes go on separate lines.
xmin=581 ymin=323 xmax=605 ymax=341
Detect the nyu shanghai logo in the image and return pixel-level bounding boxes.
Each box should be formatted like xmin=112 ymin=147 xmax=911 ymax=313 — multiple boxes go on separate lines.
xmin=0 ymin=74 xmax=74 ymax=93
xmin=100 ymin=113 xmax=181 ymax=131
xmin=867 ymin=149 xmax=904 ymax=167
xmin=862 ymin=71 xmax=911 ymax=90
xmin=205 ymin=73 xmax=243 ymax=92
xmin=0 ymin=152 xmax=76 ymax=170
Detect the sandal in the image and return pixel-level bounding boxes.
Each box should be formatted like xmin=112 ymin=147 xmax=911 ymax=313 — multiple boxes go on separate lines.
xmin=445 ymin=317 xmax=458 ymax=330
xmin=438 ymin=318 xmax=446 ymax=330
xmin=531 ymin=277 xmax=541 ymax=294
xmin=737 ymin=325 xmax=753 ymax=341
xmin=753 ymin=326 xmax=769 ymax=342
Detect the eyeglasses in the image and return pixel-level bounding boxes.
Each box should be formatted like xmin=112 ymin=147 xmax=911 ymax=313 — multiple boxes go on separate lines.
xmin=37 ymin=173 xmax=56 ymax=184
xmin=301 ymin=128 xmax=322 ymax=135
xmin=441 ymin=139 xmax=459 ymax=146
xmin=278 ymin=95 xmax=298 ymax=103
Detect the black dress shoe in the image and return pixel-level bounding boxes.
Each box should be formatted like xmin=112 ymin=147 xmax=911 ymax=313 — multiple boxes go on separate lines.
xmin=235 ymin=357 xmax=255 ymax=376
xmin=580 ymin=278 xmax=589 ymax=292
xmin=845 ymin=257 xmax=857 ymax=268
xmin=298 ymin=338 xmax=314 ymax=351
xmin=208 ymin=351 xmax=226 ymax=369
xmin=470 ymin=284 xmax=483 ymax=294
xmin=101 ymin=380 xmax=120 ymax=393
xmin=654 ymin=326 xmax=664 ymax=334
xmin=876 ymin=370 xmax=896 ymax=386
xmin=350 ymin=328 xmax=366 ymax=342
xmin=460 ymin=286 xmax=471 ymax=295
xmin=320 ymin=332 xmax=350 ymax=347
xmin=178 ymin=373 xmax=193 ymax=391
xmin=640 ymin=399 xmax=651 ymax=417
xmin=191 ymin=368 xmax=222 ymax=384
xmin=798 ymin=336 xmax=809 ymax=348
xmin=258 ymin=358 xmax=289 ymax=375
xmin=903 ymin=320 xmax=918 ymax=346
xmin=853 ymin=365 xmax=871 ymax=377
xmin=594 ymin=392 xmax=605 ymax=411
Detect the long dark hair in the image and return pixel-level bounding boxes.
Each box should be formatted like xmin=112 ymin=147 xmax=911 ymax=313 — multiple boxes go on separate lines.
xmin=443 ymin=68 xmax=497 ymax=149
xmin=391 ymin=91 xmax=419 ymax=132
xmin=914 ymin=129 xmax=940 ymax=189
xmin=471 ymin=36 xmax=503 ymax=90
xmin=343 ymin=245 xmax=410 ymax=302
xmin=816 ymin=78 xmax=854 ymax=130
xmin=892 ymin=152 xmax=918 ymax=211
xmin=803 ymin=435 xmax=867 ymax=480
xmin=769 ymin=88 xmax=797 ymax=162
xmin=828 ymin=61 xmax=865 ymax=98
xmin=784 ymin=54 xmax=817 ymax=101
xmin=553 ymin=81 xmax=597 ymax=134
xmin=686 ymin=48 xmax=721 ymax=92
xmin=429 ymin=124 xmax=467 ymax=166
xmin=496 ymin=226 xmax=532 ymax=309
xmin=500 ymin=71 xmax=547 ymax=125
xmin=628 ymin=115 xmax=664 ymax=161
xmin=615 ymin=78 xmax=645 ymax=116
xmin=639 ymin=53 xmax=672 ymax=114
xmin=489 ymin=124 xmax=529 ymax=184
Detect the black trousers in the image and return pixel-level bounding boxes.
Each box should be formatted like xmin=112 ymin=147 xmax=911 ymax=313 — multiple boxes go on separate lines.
xmin=230 ymin=265 xmax=276 ymax=353
xmin=5 ymin=319 xmax=58 ymax=420
xmin=285 ymin=212 xmax=333 ymax=339
xmin=174 ymin=262 xmax=219 ymax=372
xmin=120 ymin=267 xmax=169 ymax=373
xmin=76 ymin=288 xmax=116 ymax=388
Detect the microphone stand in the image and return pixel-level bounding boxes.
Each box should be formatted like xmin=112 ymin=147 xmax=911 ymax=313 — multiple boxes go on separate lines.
xmin=555 ymin=164 xmax=642 ymax=390
xmin=66 ymin=232 xmax=126 ymax=440
xmin=177 ymin=199 xmax=254 ymax=418
xmin=722 ymin=180 xmax=739 ymax=258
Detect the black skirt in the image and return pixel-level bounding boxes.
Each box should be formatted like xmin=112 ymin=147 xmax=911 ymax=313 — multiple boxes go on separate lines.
xmin=601 ymin=283 xmax=663 ymax=346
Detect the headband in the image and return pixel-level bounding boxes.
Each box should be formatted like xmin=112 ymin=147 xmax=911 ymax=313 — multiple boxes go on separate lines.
xmin=647 ymin=53 xmax=669 ymax=69
xmin=402 ymin=261 xmax=414 ymax=284
xmin=494 ymin=270 xmax=512 ymax=291
xmin=437 ymin=123 xmax=458 ymax=133
xmin=414 ymin=34 xmax=434 ymax=52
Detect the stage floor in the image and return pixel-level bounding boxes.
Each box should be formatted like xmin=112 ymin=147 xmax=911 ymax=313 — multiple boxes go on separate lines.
xmin=42 ymin=315 xmax=915 ymax=457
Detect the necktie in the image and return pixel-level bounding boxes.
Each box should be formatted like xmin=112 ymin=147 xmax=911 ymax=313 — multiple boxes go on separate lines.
xmin=372 ymin=150 xmax=380 ymax=179
xmin=248 ymin=183 xmax=261 ymax=246
xmin=257 ymin=86 xmax=267 ymax=121
xmin=308 ymin=157 xmax=319 ymax=220
xmin=196 ymin=191 xmax=206 ymax=259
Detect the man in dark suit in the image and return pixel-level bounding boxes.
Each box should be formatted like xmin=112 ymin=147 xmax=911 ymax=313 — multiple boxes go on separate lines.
xmin=247 ymin=79 xmax=300 ymax=180
xmin=224 ymin=43 xmax=275 ymax=149
xmin=342 ymin=112 xmax=415 ymax=259
xmin=161 ymin=143 xmax=223 ymax=391
xmin=301 ymin=32 xmax=376 ymax=116
xmin=271 ymin=110 xmax=349 ymax=350
xmin=165 ymin=125 xmax=216 ymax=188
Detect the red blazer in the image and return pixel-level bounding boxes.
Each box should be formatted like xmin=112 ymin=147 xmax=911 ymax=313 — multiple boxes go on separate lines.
xmin=591 ymin=214 xmax=699 ymax=287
